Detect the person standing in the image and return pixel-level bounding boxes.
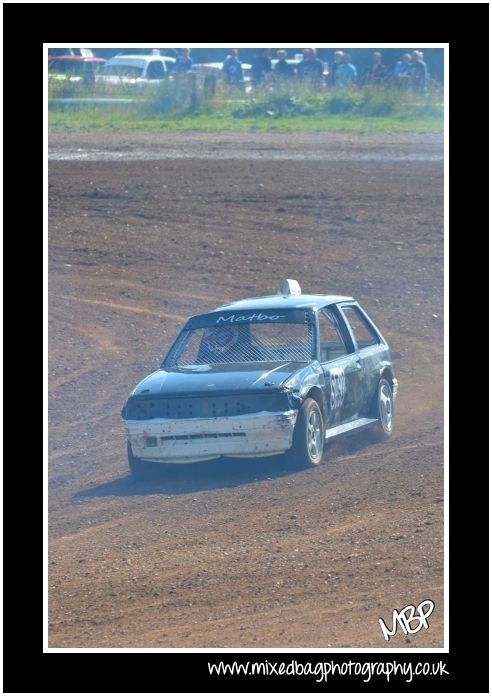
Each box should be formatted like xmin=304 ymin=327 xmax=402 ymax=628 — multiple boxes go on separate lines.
xmin=408 ymin=50 xmax=427 ymax=92
xmin=363 ymin=51 xmax=387 ymax=85
xmin=335 ymin=52 xmax=357 ymax=88
xmin=222 ymin=49 xmax=244 ymax=89
xmin=297 ymin=48 xmax=324 ymax=89
xmin=274 ymin=49 xmax=294 ymax=81
xmin=329 ymin=51 xmax=344 ymax=87
xmin=392 ymin=53 xmax=411 ymax=88
xmin=418 ymin=51 xmax=429 ymax=89
xmin=174 ymin=48 xmax=193 ymax=74
xmin=251 ymin=48 xmax=272 ymax=87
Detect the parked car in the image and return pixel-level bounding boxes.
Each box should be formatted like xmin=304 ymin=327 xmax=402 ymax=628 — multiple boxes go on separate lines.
xmin=191 ymin=61 xmax=252 ymax=74
xmin=48 ymin=55 xmax=106 ymax=83
xmin=191 ymin=61 xmax=252 ymax=91
xmin=96 ymin=54 xmax=175 ymax=84
xmin=121 ymin=279 xmax=398 ymax=479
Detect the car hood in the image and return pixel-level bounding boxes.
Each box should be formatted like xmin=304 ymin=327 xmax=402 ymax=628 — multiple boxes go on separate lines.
xmin=96 ymin=75 xmax=149 ymax=84
xmin=130 ymin=362 xmax=308 ymax=397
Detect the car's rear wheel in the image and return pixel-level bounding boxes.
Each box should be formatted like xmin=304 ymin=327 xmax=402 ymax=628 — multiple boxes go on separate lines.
xmin=373 ymin=378 xmax=394 ymax=438
xmin=127 ymin=441 xmax=157 ymax=481
xmin=288 ymin=398 xmax=325 ymax=468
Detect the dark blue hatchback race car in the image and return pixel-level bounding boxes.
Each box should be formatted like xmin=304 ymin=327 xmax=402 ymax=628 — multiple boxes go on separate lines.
xmin=122 ymin=280 xmax=398 ymax=479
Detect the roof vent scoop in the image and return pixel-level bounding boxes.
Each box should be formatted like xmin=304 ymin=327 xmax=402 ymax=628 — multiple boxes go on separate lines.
xmin=277 ymin=278 xmax=302 ymax=296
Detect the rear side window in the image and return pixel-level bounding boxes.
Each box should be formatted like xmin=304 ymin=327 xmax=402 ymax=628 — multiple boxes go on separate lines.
xmin=340 ymin=306 xmax=380 ymax=349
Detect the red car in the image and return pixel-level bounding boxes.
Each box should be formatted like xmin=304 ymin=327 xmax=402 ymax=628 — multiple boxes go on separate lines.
xmin=48 ymin=54 xmax=106 ymax=84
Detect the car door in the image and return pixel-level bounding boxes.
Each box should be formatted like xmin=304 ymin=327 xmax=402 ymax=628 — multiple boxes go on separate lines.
xmin=317 ymin=307 xmax=365 ymax=427
xmin=337 ymin=303 xmax=385 ymax=409
xmin=146 ymin=60 xmax=166 ymax=80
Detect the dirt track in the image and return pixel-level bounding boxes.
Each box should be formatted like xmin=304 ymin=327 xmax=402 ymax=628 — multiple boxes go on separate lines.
xmin=48 ymin=129 xmax=444 ymax=648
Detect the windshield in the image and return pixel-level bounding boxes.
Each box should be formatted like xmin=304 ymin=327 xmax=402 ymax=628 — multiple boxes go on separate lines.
xmin=167 ymin=322 xmax=315 ymax=367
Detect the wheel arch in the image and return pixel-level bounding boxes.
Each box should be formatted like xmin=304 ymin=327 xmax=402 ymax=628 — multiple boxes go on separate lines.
xmin=380 ymin=366 xmax=394 ymax=383
xmin=367 ymin=367 xmax=395 ymax=418
xmin=304 ymin=386 xmax=325 ymax=420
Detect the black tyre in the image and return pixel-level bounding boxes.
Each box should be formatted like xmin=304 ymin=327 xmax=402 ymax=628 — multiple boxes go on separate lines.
xmin=288 ymin=398 xmax=325 ymax=468
xmin=373 ymin=378 xmax=394 ymax=439
xmin=127 ymin=441 xmax=157 ymax=481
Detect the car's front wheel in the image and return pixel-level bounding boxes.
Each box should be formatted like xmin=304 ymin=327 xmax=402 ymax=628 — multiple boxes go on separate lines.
xmin=373 ymin=378 xmax=394 ymax=438
xmin=127 ymin=441 xmax=156 ymax=481
xmin=288 ymin=398 xmax=325 ymax=468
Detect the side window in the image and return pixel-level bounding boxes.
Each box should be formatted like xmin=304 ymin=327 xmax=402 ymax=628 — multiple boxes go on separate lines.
xmin=147 ymin=61 xmax=165 ymax=79
xmin=318 ymin=310 xmax=348 ymax=362
xmin=341 ymin=306 xmax=380 ymax=349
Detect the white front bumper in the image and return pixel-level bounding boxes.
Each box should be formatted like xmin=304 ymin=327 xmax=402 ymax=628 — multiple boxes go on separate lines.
xmin=125 ymin=410 xmax=298 ymax=463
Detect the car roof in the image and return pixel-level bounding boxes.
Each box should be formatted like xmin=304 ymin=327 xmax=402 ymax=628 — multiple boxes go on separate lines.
xmin=106 ymin=54 xmax=175 ymax=64
xmin=212 ymin=293 xmax=354 ymax=313
xmin=48 ymin=55 xmax=106 ymax=63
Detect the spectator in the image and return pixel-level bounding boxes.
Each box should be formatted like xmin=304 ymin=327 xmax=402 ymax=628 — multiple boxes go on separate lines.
xmin=251 ymin=48 xmax=272 ymax=87
xmin=174 ymin=48 xmax=193 ymax=74
xmin=419 ymin=51 xmax=430 ymax=86
xmin=393 ymin=53 xmax=411 ymax=77
xmin=329 ymin=51 xmax=344 ymax=87
xmin=297 ymin=48 xmax=324 ymax=89
xmin=335 ymin=52 xmax=357 ymax=88
xmin=363 ymin=51 xmax=387 ymax=86
xmin=222 ymin=49 xmax=244 ymax=89
xmin=392 ymin=53 xmax=411 ymax=88
xmin=408 ymin=50 xmax=428 ymax=92
xmin=297 ymin=48 xmax=323 ymax=89
xmin=274 ymin=50 xmax=294 ymax=81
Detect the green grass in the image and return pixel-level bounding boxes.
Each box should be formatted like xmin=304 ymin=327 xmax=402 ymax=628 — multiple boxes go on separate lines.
xmin=48 ymin=82 xmax=443 ymax=133
xmin=48 ymin=110 xmax=443 ymax=133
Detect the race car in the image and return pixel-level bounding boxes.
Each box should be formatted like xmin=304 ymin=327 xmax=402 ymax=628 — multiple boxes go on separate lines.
xmin=121 ymin=279 xmax=398 ymax=479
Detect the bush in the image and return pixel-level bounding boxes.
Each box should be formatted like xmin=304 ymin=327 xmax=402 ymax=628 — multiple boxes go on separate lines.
xmin=148 ymin=74 xmax=217 ymax=118
xmin=359 ymin=87 xmax=401 ymax=116
xmin=324 ymin=91 xmax=362 ymax=114
xmin=233 ymin=94 xmax=304 ymax=118
xmin=231 ymin=85 xmax=443 ymax=121
xmin=232 ymin=86 xmax=408 ymax=119
xmin=48 ymin=78 xmax=86 ymax=99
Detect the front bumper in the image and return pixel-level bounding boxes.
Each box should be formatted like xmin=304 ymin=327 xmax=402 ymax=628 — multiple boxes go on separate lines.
xmin=125 ymin=410 xmax=298 ymax=463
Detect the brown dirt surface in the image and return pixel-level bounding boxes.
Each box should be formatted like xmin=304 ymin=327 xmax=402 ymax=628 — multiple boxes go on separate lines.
xmin=48 ymin=128 xmax=444 ymax=648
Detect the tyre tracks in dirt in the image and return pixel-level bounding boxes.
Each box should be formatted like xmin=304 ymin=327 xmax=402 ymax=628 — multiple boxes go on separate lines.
xmin=48 ymin=130 xmax=444 ymax=648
